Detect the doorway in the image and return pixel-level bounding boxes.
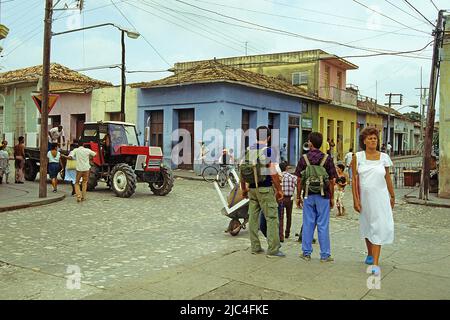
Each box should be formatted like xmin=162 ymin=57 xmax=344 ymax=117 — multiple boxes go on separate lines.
xmin=149 ymin=110 xmax=164 ymax=151
xmin=74 ymin=114 xmax=86 ymax=142
xmin=177 ymin=109 xmax=194 ymax=170
xmin=337 ymin=120 xmax=343 ymax=161
xmin=288 ymin=115 xmax=300 ymax=165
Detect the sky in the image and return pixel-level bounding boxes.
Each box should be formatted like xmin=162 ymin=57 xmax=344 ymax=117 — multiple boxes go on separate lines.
xmin=0 ymin=0 xmax=447 ymax=116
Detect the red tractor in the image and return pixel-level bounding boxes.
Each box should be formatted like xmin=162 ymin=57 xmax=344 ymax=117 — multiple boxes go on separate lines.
xmin=77 ymin=121 xmax=173 ymax=198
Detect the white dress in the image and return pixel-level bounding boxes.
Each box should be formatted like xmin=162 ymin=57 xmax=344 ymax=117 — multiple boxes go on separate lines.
xmin=356 ymin=151 xmax=394 ymax=245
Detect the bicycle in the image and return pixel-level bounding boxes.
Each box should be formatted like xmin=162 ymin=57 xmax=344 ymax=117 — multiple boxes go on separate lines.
xmin=202 ymin=164 xmax=238 ymax=188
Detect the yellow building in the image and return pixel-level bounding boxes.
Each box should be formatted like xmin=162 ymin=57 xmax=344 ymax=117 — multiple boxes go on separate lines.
xmin=319 ymin=104 xmax=357 ymax=159
xmin=91 ymin=86 xmax=138 ymax=124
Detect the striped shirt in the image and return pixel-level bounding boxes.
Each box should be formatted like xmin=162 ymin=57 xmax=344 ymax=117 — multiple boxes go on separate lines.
xmin=282 ymin=172 xmax=297 ymax=196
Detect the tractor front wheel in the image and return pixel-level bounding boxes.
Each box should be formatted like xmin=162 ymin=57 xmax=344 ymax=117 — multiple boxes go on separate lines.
xmin=111 ymin=163 xmax=137 ymax=198
xmin=149 ymin=166 xmax=174 ymax=196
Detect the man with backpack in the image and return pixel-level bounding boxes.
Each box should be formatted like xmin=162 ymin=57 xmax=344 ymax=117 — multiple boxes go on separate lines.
xmin=240 ymin=126 xmax=285 ymax=258
xmin=295 ymin=132 xmax=338 ymax=262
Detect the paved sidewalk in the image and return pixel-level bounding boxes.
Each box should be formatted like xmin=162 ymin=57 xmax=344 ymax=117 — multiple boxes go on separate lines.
xmin=173 ymin=169 xmax=205 ymax=181
xmin=404 ymin=188 xmax=450 ymax=208
xmin=0 ymin=181 xmax=65 ymax=213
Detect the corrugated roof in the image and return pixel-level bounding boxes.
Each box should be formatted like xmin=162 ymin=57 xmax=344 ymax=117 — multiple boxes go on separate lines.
xmin=0 ymin=63 xmax=112 ymax=87
xmin=132 ymin=60 xmax=326 ymax=102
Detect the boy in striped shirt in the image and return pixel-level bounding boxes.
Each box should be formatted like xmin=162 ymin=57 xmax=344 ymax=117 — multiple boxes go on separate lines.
xmin=279 ymin=161 xmax=297 ymax=241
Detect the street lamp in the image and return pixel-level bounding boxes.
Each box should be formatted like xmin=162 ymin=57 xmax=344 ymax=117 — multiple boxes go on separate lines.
xmin=395 ymin=105 xmax=419 ymax=112
xmin=53 ymin=23 xmax=140 ymax=122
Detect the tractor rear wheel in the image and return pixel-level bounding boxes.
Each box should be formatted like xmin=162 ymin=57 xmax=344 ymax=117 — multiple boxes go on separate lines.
xmin=87 ymin=167 xmax=99 ymax=191
xmin=149 ymin=166 xmax=174 ymax=196
xmin=111 ymin=163 xmax=137 ymax=198
xmin=25 ymin=159 xmax=38 ymax=181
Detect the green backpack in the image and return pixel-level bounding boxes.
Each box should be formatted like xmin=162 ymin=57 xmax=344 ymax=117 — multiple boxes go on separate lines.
xmin=301 ymin=153 xmax=329 ymax=198
xmin=239 ymin=147 xmax=269 ymax=187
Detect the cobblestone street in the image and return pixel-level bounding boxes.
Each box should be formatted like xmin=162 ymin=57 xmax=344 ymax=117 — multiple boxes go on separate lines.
xmin=1 ymin=178 xmax=449 ymax=300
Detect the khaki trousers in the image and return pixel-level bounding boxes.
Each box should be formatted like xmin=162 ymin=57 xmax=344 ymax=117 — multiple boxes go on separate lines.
xmin=75 ymin=170 xmax=90 ymax=201
xmin=248 ymin=187 xmax=280 ymax=255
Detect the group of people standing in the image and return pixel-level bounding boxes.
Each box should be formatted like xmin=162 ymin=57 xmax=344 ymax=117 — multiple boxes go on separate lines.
xmin=0 ymin=124 xmax=96 ymax=203
xmin=0 ymin=137 xmax=26 ymax=185
xmin=240 ymin=125 xmax=395 ymax=275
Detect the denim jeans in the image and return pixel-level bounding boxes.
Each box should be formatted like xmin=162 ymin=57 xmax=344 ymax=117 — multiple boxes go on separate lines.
xmin=302 ymin=194 xmax=331 ymax=259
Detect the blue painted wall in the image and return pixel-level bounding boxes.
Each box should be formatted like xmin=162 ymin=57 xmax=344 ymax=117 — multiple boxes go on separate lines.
xmin=137 ymin=82 xmax=305 ymax=172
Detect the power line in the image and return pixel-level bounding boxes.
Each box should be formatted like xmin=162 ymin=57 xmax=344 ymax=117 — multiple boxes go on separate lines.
xmin=260 ymin=0 xmax=402 ymax=29
xmin=402 ymin=0 xmax=436 ymax=27
xmin=190 ymin=0 xmax=428 ymax=38
xmin=111 ymin=0 xmax=172 ymax=67
xmin=352 ymin=0 xmax=430 ymax=34
xmin=125 ymin=1 xmax=247 ymax=54
xmin=339 ymin=40 xmax=433 ymax=58
xmin=175 ymin=0 xmax=431 ymax=56
xmin=53 ymin=0 xmax=131 ymax=21
xmin=142 ymin=0 xmax=266 ymax=53
xmin=384 ymin=0 xmax=427 ymax=24
xmin=430 ymin=0 xmax=439 ymax=11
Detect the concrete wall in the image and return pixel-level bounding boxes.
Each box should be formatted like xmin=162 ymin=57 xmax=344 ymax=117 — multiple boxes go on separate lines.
xmin=319 ymin=60 xmax=347 ymax=90
xmin=91 ymin=86 xmax=138 ymax=124
xmin=0 ymin=84 xmax=39 ymax=146
xmin=50 ymin=93 xmax=92 ymax=143
xmin=439 ymin=15 xmax=450 ymax=198
xmin=137 ymin=82 xmax=303 ymax=171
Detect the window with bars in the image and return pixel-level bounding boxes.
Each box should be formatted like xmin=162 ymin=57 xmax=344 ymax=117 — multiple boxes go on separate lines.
xmin=292 ymin=71 xmax=309 ymax=86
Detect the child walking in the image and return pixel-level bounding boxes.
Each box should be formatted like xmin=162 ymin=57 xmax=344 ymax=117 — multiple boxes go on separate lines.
xmin=335 ymin=163 xmax=349 ymax=217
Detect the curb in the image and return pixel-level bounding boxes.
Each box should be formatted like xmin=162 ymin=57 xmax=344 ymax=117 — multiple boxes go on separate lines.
xmin=0 ymin=194 xmax=66 ymax=213
xmin=403 ymin=189 xmax=450 ymax=208
xmin=173 ymin=174 xmax=204 ymax=182
xmin=403 ymin=197 xmax=450 ymax=209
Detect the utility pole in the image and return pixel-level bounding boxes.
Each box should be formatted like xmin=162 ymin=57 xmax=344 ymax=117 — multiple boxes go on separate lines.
xmin=420 ymin=10 xmax=445 ymax=200
xmin=386 ymin=93 xmax=392 ymax=146
xmin=121 ymin=29 xmax=126 ymax=122
xmin=415 ymin=67 xmax=428 ymax=152
xmin=385 ymin=93 xmax=402 ymax=150
xmin=39 ymin=0 xmax=53 ymax=198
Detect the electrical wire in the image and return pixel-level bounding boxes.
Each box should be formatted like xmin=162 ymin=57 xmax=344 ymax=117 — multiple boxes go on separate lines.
xmin=339 ymin=40 xmax=433 ymax=58
xmin=110 ymin=0 xmax=172 ymax=67
xmin=53 ymin=0 xmax=131 ymax=21
xmin=125 ymin=1 xmax=247 ymax=54
xmin=140 ymin=0 xmax=266 ymax=54
xmin=430 ymin=0 xmax=439 ymax=11
xmin=402 ymin=0 xmax=436 ymax=27
xmin=175 ymin=0 xmax=431 ymax=56
xmin=260 ymin=0 xmax=400 ymax=29
xmin=384 ymin=0 xmax=428 ymax=24
xmin=191 ymin=0 xmax=428 ymax=38
xmin=352 ymin=0 xmax=430 ymax=34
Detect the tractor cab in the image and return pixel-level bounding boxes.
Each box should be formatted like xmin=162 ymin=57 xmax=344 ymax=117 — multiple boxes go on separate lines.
xmin=79 ymin=121 xmax=142 ymax=167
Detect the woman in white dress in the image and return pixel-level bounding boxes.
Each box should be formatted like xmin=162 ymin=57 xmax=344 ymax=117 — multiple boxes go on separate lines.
xmin=351 ymin=127 xmax=395 ymax=274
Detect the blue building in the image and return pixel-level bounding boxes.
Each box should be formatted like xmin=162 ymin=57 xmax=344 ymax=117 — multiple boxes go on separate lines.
xmin=132 ymin=61 xmax=323 ymax=173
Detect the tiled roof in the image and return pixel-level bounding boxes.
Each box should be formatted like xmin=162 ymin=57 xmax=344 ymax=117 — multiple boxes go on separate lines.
xmin=0 ymin=63 xmax=112 ymax=88
xmin=132 ymin=60 xmax=326 ymax=102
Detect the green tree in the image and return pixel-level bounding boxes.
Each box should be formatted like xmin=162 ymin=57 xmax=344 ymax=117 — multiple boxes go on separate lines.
xmin=403 ymin=111 xmax=421 ymax=122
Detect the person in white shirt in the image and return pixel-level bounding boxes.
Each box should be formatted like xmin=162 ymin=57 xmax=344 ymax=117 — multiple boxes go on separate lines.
xmin=48 ymin=126 xmax=65 ymax=150
xmin=47 ymin=144 xmax=61 ymax=192
xmin=344 ymin=148 xmax=354 ymax=182
xmin=386 ymin=142 xmax=392 ymax=156
xmin=68 ymin=145 xmax=96 ymax=202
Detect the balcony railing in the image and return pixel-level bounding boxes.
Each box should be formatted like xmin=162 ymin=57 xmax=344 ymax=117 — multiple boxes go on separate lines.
xmin=319 ymin=86 xmax=357 ymax=107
